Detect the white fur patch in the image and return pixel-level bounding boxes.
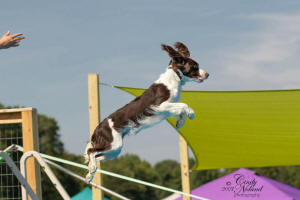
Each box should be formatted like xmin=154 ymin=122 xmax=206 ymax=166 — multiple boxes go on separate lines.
xmin=199 ymin=69 xmax=207 ymax=77
xmin=84 ymin=142 xmax=93 ymax=163
xmin=155 ymin=67 xmax=182 ymax=102
xmin=107 ymin=118 xmax=123 ymax=158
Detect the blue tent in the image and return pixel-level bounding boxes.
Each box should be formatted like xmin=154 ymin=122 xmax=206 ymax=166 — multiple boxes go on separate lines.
xmin=71 ymin=187 xmax=110 ymax=200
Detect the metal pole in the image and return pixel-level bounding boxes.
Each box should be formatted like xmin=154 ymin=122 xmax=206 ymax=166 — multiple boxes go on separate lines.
xmin=20 ymin=151 xmax=71 ymax=200
xmin=5 ymin=144 xmax=210 ymax=200
xmin=45 ymin=159 xmax=131 ymax=200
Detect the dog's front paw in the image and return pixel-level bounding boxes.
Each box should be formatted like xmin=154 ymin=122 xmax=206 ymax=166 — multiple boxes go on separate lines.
xmin=176 ymin=114 xmax=187 ymax=129
xmin=187 ymin=107 xmax=195 ymax=120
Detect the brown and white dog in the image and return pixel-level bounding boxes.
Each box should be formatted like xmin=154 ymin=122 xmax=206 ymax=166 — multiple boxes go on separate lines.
xmin=84 ymin=42 xmax=209 ymax=182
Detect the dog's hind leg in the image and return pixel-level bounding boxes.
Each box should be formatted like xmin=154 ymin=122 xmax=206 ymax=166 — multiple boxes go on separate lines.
xmin=85 ymin=152 xmax=103 ymax=183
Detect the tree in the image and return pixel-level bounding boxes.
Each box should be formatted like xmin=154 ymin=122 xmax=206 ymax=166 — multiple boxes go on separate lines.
xmin=38 ymin=114 xmax=64 ymax=155
xmin=154 ymin=160 xmax=181 ymax=198
xmin=254 ymin=166 xmax=300 ymax=189
xmin=189 ymin=159 xmax=225 ymax=189
xmin=37 ymin=113 xmax=86 ymax=199
xmin=102 ymin=154 xmax=161 ymax=200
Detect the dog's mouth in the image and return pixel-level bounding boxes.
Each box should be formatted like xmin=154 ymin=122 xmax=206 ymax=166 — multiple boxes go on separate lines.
xmin=194 ymin=75 xmax=209 ymax=82
xmin=194 ymin=77 xmax=204 ymax=82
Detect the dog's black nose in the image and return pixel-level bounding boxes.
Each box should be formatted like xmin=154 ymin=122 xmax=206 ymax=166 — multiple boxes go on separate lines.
xmin=205 ymin=72 xmax=209 ymax=78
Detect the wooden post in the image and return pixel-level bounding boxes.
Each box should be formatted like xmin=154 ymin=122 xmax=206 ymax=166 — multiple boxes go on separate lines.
xmin=88 ymin=74 xmax=103 ymax=200
xmin=179 ymin=135 xmax=191 ymax=200
xmin=21 ymin=108 xmax=42 ymax=200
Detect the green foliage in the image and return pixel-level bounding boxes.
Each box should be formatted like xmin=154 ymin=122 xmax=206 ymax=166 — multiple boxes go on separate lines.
xmin=253 ymin=166 xmax=300 ymax=189
xmin=38 ymin=114 xmax=64 ymax=155
xmin=154 ymin=160 xmax=181 ymax=198
xmin=189 ymin=159 xmax=224 ymax=190
xmin=36 ymin=114 xmax=86 ymax=199
xmin=40 ymin=152 xmax=87 ymax=199
xmin=102 ymin=154 xmax=160 ymax=200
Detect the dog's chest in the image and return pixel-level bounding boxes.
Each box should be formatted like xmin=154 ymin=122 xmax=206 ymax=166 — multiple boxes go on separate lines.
xmin=155 ymin=68 xmax=182 ymax=103
xmin=169 ymin=87 xmax=181 ymax=102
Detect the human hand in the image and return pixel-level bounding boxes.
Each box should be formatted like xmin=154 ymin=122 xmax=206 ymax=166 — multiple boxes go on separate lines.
xmin=0 ymin=31 xmax=25 ymax=49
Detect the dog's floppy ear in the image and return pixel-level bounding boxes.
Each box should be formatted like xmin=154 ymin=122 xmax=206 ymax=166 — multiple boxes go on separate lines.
xmin=174 ymin=42 xmax=190 ymax=58
xmin=161 ymin=44 xmax=181 ymax=58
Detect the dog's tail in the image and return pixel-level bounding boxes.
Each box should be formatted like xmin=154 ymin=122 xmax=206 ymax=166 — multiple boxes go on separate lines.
xmin=84 ymin=141 xmax=93 ymax=164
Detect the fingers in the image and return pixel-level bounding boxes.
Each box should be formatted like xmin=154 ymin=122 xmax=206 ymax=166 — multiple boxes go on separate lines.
xmin=11 ymin=33 xmax=23 ymax=38
xmin=11 ymin=39 xmax=22 ymax=46
xmin=3 ymin=31 xmax=24 ymax=39
xmin=11 ymin=44 xmax=20 ymax=47
xmin=13 ymin=36 xmax=25 ymax=41
xmin=6 ymin=38 xmax=24 ymax=48
xmin=10 ymin=36 xmax=25 ymax=47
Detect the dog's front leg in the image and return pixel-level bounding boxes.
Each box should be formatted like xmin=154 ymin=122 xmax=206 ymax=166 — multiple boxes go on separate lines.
xmin=153 ymin=102 xmax=195 ymax=129
xmin=176 ymin=112 xmax=188 ymax=129
xmin=156 ymin=102 xmax=195 ymax=119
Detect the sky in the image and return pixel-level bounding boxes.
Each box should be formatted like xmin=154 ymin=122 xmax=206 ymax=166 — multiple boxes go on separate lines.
xmin=1 ymin=0 xmax=300 ymax=165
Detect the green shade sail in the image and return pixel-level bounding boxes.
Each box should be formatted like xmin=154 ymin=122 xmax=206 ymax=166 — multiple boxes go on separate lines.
xmin=117 ymin=86 xmax=300 ymax=170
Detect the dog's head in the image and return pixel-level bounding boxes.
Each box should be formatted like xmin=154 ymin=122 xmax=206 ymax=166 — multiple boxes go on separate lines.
xmin=162 ymin=42 xmax=209 ymax=83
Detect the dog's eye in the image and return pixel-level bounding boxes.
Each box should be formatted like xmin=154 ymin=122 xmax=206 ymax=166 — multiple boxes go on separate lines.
xmin=193 ymin=65 xmax=199 ymax=70
xmin=173 ymin=57 xmax=186 ymax=65
xmin=173 ymin=57 xmax=181 ymax=63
